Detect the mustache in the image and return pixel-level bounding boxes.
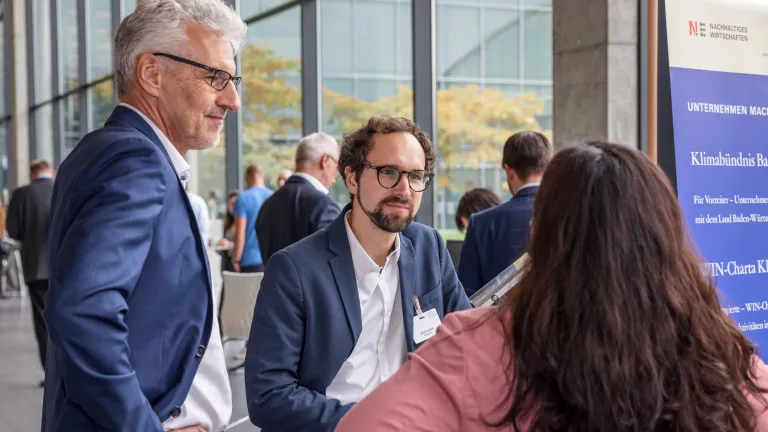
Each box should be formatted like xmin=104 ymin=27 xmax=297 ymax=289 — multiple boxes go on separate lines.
xmin=204 ymin=108 xmax=228 ymax=118
xmin=379 ymin=195 xmax=413 ymax=208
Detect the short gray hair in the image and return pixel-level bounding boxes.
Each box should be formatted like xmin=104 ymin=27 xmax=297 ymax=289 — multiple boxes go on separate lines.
xmin=114 ymin=0 xmax=246 ymax=95
xmin=295 ymin=133 xmax=340 ymax=167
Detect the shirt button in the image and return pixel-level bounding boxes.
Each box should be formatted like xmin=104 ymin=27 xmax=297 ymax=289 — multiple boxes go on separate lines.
xmin=379 ymin=346 xmax=384 ymax=353
xmin=196 ymin=345 xmax=206 ymax=359
xmin=171 ymin=406 xmax=182 ymax=418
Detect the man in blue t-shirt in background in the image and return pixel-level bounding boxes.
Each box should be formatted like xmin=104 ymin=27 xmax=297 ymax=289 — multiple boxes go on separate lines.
xmin=232 ymin=164 xmax=274 ymax=273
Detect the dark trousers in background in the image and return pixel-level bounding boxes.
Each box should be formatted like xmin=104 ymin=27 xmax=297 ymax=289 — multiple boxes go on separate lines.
xmin=27 ymin=279 xmax=49 ymax=370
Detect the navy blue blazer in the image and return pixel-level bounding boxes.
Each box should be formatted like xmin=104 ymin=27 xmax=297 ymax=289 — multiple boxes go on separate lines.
xmin=244 ymin=206 xmax=471 ymax=431
xmin=42 ymin=106 xmax=213 ymax=432
xmin=256 ymin=175 xmax=340 ymax=264
xmin=458 ymin=186 xmax=538 ymax=296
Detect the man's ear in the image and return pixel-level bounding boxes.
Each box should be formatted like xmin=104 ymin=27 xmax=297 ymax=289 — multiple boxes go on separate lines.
xmin=344 ymin=166 xmax=358 ymax=196
xmin=134 ymin=53 xmax=164 ymax=98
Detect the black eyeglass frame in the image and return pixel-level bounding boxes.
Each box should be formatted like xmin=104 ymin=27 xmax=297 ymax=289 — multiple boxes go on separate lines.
xmin=363 ymin=164 xmax=434 ymax=192
xmin=153 ymin=52 xmax=242 ymax=91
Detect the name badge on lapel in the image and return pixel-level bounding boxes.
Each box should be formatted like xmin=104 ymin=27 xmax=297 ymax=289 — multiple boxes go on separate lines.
xmin=413 ymin=296 xmax=441 ymax=344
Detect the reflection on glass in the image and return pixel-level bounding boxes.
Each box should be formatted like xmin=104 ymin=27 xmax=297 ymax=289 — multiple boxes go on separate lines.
xmin=241 ymin=5 xmax=301 ymax=191
xmin=320 ymin=0 xmax=414 ymax=205
xmin=60 ymin=0 xmax=80 ymax=91
xmin=34 ymin=105 xmax=55 ymax=163
xmin=33 ymin=0 xmax=53 ymax=104
xmin=92 ymin=80 xmax=114 ymax=128
xmin=62 ymin=94 xmax=81 ymax=158
xmin=434 ymin=1 xmax=552 ymax=232
xmin=90 ymin=0 xmax=113 ymax=79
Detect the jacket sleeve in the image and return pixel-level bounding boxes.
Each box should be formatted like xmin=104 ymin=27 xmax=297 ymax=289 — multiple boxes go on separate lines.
xmin=6 ymin=188 xmax=23 ymax=241
xmin=245 ymin=251 xmax=353 ymax=431
xmin=435 ymin=228 xmax=472 ymax=313
xmin=44 ymin=140 xmax=167 ymax=432
xmin=457 ymin=216 xmax=484 ymax=297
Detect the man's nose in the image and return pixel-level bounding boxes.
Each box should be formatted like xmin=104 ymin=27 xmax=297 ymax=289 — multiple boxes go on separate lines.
xmin=218 ymin=81 xmax=241 ymax=112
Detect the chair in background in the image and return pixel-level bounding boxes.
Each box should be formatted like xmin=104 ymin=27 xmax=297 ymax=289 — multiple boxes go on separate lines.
xmin=220 ymin=271 xmax=263 ymax=371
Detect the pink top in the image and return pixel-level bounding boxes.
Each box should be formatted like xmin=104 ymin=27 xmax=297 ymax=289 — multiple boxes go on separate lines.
xmin=336 ymin=307 xmax=768 ymax=432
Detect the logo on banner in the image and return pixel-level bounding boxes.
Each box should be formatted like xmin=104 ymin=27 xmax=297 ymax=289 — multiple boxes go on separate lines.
xmin=688 ymin=20 xmax=748 ymax=42
xmin=689 ymin=20 xmax=707 ymax=37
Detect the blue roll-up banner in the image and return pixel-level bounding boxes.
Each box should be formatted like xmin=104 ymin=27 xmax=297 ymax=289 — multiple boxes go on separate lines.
xmin=665 ymin=0 xmax=768 ymax=357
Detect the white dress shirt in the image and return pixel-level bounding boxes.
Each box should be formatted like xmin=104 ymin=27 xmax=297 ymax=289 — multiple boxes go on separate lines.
xmin=291 ymin=172 xmax=329 ymax=194
xmin=325 ymin=212 xmax=408 ymax=405
xmin=120 ymin=103 xmax=232 ymax=431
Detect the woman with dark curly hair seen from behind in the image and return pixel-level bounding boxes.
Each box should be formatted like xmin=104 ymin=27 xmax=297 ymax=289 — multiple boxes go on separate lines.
xmin=336 ymin=140 xmax=768 ymax=432
xmin=455 ymin=188 xmax=502 ymax=232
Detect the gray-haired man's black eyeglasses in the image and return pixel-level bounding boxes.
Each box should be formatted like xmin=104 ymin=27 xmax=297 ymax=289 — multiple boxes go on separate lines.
xmin=153 ymin=52 xmax=241 ymax=91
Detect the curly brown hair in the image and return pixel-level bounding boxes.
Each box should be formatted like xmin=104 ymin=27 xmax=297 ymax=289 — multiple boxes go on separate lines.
xmin=338 ymin=116 xmax=436 ymax=198
xmin=497 ymin=141 xmax=768 ymax=431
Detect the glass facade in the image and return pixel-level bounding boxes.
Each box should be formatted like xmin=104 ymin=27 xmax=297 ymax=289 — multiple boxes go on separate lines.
xmin=3 ymin=0 xmax=553 ymax=232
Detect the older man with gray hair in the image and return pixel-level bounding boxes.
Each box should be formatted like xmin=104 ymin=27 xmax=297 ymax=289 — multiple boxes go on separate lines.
xmin=256 ymin=132 xmax=341 ymax=263
xmin=42 ymin=1 xmax=245 ymax=431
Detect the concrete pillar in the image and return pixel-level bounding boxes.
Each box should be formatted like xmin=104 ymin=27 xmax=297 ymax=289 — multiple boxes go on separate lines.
xmin=8 ymin=0 xmax=30 ymax=188
xmin=553 ymin=0 xmax=638 ymax=149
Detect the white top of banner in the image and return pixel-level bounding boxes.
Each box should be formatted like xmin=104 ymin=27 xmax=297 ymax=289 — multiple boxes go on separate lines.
xmin=666 ymin=0 xmax=768 ymax=75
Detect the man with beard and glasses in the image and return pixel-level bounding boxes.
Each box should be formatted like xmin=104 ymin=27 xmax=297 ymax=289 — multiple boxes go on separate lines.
xmin=244 ymin=116 xmax=471 ymax=432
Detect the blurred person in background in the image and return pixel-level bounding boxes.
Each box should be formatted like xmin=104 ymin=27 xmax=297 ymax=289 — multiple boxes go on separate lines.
xmin=337 ymin=140 xmax=768 ymax=432
xmin=454 ymin=187 xmax=501 ymax=232
xmin=42 ymin=1 xmax=245 ymax=430
xmin=458 ymin=131 xmax=552 ymax=296
xmin=256 ymin=132 xmax=340 ymax=264
xmin=276 ymin=168 xmax=293 ymax=189
xmin=231 ymin=164 xmax=273 ymax=273
xmin=7 ymin=159 xmax=55 ymax=385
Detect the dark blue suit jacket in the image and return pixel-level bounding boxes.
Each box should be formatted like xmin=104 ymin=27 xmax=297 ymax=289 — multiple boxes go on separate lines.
xmin=42 ymin=106 xmax=213 ymax=432
xmin=244 ymin=206 xmax=471 ymax=431
xmin=458 ymin=186 xmax=538 ymax=296
xmin=256 ymin=175 xmax=340 ymax=264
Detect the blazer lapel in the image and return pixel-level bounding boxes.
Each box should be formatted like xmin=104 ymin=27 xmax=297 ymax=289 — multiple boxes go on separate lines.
xmin=398 ymin=235 xmax=416 ymax=352
xmin=106 ymin=105 xmax=212 ymax=293
xmin=327 ymin=210 xmax=362 ymax=342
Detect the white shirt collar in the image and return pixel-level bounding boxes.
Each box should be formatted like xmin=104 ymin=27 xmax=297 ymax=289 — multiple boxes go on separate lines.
xmin=119 ymin=102 xmax=191 ymax=184
xmin=291 ymin=172 xmax=329 ymax=195
xmin=516 ymin=182 xmax=540 ymax=194
xmin=344 ymin=211 xmax=400 ymax=282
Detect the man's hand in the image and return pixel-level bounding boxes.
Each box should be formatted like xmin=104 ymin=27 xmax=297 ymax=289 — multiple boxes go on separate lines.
xmin=233 ymin=262 xmax=241 ymax=273
xmin=217 ymin=238 xmax=232 ymax=248
xmin=167 ymin=426 xmax=207 ymax=432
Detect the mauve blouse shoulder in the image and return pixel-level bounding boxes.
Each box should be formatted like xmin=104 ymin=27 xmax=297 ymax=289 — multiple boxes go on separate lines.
xmin=336 ymin=307 xmax=768 ymax=432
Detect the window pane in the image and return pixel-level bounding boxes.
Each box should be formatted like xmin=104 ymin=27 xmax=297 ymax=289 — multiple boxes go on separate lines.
xmin=90 ymin=0 xmax=113 ymax=78
xmin=33 ymin=0 xmax=53 ymax=104
xmin=124 ymin=0 xmax=137 ymax=16
xmin=354 ymin=1 xmax=397 ymax=75
xmin=33 ymin=105 xmax=55 ymax=163
xmin=242 ymin=5 xmax=301 ymax=190
xmin=435 ymin=3 xmax=552 ymax=232
xmin=436 ymin=5 xmax=480 ymax=78
xmin=60 ymin=0 xmax=80 ymax=91
xmin=92 ymin=80 xmax=114 ymax=128
xmin=523 ymin=10 xmax=552 ymax=79
xmin=62 ymin=93 xmax=82 ymax=158
xmin=320 ymin=0 xmax=353 ymax=75
xmin=240 ymin=0 xmax=294 ymax=21
xmin=193 ymin=130 xmax=226 ymax=219
xmin=0 ymin=20 xmax=4 ymax=116
xmin=485 ymin=9 xmax=520 ymax=79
